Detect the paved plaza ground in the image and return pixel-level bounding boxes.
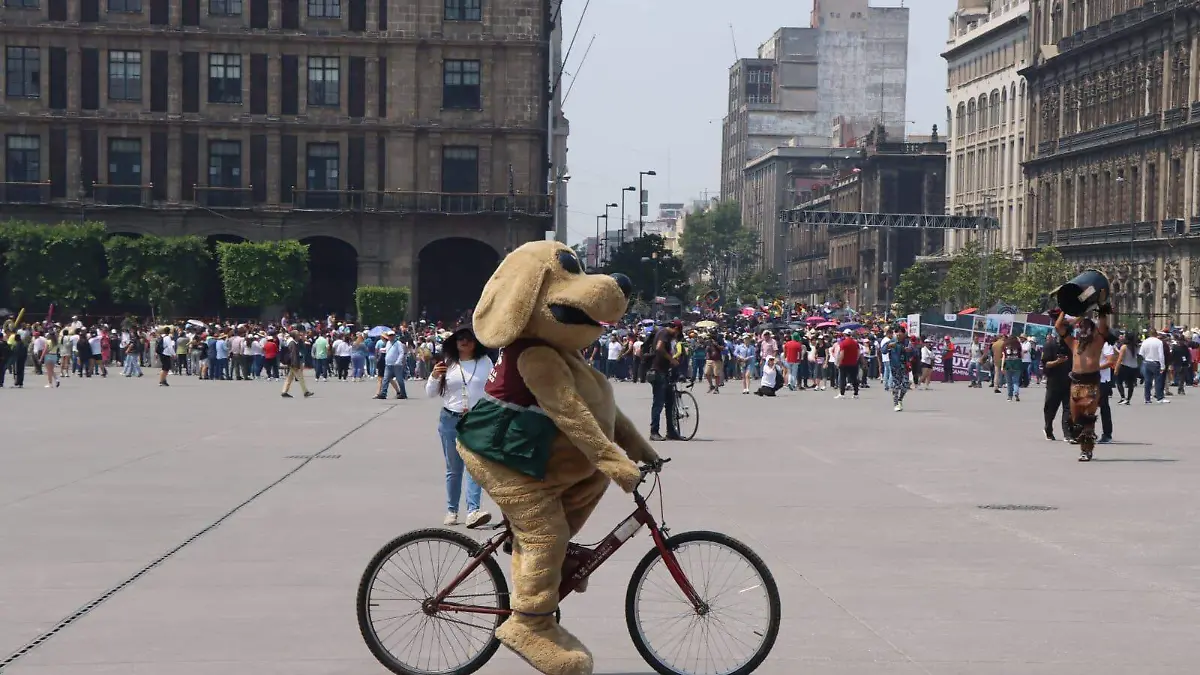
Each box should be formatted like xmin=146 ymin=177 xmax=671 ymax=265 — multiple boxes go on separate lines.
xmin=2 ymin=373 xmax=1199 ymax=674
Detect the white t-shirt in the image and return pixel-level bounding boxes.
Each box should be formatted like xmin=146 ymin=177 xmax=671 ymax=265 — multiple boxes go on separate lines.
xmin=1020 ymin=341 xmax=1032 ymax=362
xmin=760 ymin=361 xmax=779 ymax=389
xmin=1100 ymin=342 xmax=1116 ymax=384
xmin=88 ymin=335 xmax=102 ymax=355
xmin=607 ymin=341 xmax=623 ymax=360
xmin=921 ymin=346 xmax=933 ymax=365
xmin=161 ymin=335 xmax=176 ymax=356
xmin=32 ymin=335 xmax=47 ymax=357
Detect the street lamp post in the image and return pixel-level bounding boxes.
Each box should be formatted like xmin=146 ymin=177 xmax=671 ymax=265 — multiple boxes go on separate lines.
xmin=603 ymin=203 xmax=618 ymax=264
xmin=641 ymin=254 xmax=659 ymax=319
xmin=620 ymin=186 xmax=636 ymax=246
xmin=593 ymin=214 xmax=605 ymax=271
xmin=638 ymin=170 xmax=657 ymax=238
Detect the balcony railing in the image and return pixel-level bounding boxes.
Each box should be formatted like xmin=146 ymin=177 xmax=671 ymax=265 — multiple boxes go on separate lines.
xmin=194 ymin=185 xmax=255 ymax=209
xmin=291 ymin=190 xmax=553 ymax=216
xmin=92 ymin=183 xmax=155 ymax=207
xmin=1056 ymin=0 xmax=1193 ymax=55
xmin=790 ymin=278 xmax=827 ymax=294
xmin=1034 ymin=221 xmax=1159 ymax=247
xmin=828 ymin=266 xmax=855 ymax=282
xmin=0 ymin=181 xmax=51 ymax=204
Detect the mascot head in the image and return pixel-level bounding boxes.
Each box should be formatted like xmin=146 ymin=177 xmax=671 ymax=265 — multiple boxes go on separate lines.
xmin=473 ymin=241 xmax=633 ymax=352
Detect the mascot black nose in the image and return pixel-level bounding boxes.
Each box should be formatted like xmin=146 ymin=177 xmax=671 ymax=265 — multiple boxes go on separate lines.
xmin=611 ymin=273 xmax=633 ymax=298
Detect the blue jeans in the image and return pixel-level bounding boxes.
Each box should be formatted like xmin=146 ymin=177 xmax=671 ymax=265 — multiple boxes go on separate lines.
xmin=1006 ymin=371 xmax=1020 ymax=398
xmin=786 ymin=362 xmax=800 ymax=389
xmin=439 ymin=408 xmax=482 ymax=514
xmin=378 ymin=364 xmax=407 ymax=397
xmin=123 ymin=354 xmax=142 ymax=376
xmin=1142 ymin=361 xmax=1163 ymax=401
xmin=351 ymin=354 xmax=366 ymax=378
xmin=649 ymin=373 xmax=679 ymax=437
xmin=691 ymin=359 xmax=705 ymax=382
xmin=967 ymin=361 xmax=980 ymax=385
xmin=251 ymin=354 xmax=263 ymax=376
xmin=314 ymin=357 xmax=329 ymax=379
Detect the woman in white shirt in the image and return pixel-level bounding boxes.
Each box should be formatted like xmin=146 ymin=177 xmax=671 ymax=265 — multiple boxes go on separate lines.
xmin=426 ymin=326 xmax=494 ymax=529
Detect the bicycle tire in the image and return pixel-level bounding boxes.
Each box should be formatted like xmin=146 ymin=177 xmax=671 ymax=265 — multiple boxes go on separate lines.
xmin=625 ymin=530 xmax=781 ymax=675
xmin=674 ymin=390 xmax=699 ymax=441
xmin=356 ymin=528 xmax=508 ymax=675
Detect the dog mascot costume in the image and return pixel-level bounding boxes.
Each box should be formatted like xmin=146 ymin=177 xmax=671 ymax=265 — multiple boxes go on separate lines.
xmin=456 ymin=240 xmax=660 ymax=675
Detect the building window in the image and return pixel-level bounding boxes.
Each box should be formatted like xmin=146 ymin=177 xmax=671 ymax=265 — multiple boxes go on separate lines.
xmin=6 ymin=47 xmax=40 ymax=99
xmin=443 ymin=59 xmax=480 ymax=109
xmin=107 ymin=138 xmax=142 ymax=204
xmin=5 ymin=0 xmax=39 ymax=7
xmin=444 ymin=0 xmax=481 ymax=21
xmin=441 ymin=146 xmax=478 ymax=193
xmin=307 ymin=56 xmax=340 ymax=107
xmin=307 ymin=0 xmax=339 ymax=17
xmin=108 ymin=0 xmax=142 ymax=11
xmin=6 ymin=135 xmax=40 ymax=182
xmin=208 ymin=53 xmax=242 ymax=104
xmin=207 ymin=140 xmax=242 ymax=206
xmin=305 ymin=142 xmax=339 ymax=208
xmin=108 ymin=51 xmax=142 ymax=102
xmin=209 ymin=0 xmax=242 ymax=15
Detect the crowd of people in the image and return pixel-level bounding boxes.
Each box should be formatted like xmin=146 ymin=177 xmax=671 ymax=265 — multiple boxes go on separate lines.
xmin=0 ymin=313 xmax=472 ymax=400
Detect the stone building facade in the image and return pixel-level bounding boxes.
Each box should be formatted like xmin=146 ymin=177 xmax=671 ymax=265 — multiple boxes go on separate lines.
xmin=0 ymin=0 xmax=554 ymax=320
xmin=787 ymin=139 xmax=947 ymax=311
xmin=944 ymin=0 xmax=1031 ymax=254
xmin=1022 ymin=0 xmax=1200 ymax=326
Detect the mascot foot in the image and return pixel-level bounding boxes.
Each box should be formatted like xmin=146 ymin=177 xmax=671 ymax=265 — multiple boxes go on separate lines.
xmin=496 ymin=614 xmax=594 ymax=675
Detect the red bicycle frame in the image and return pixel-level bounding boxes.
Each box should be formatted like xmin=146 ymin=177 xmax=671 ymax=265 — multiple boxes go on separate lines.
xmin=432 ymin=482 xmax=705 ymax=616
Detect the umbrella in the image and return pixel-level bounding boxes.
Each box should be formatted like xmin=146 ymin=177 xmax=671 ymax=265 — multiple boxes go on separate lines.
xmin=640 ymin=319 xmax=656 ymax=325
xmin=805 ymin=316 xmax=824 ymax=324
xmin=186 ymin=319 xmax=207 ymax=328
xmin=838 ymin=322 xmax=863 ymax=331
xmin=696 ymin=320 xmax=718 ymax=329
xmin=367 ymin=325 xmax=390 ymax=338
xmin=816 ymin=321 xmax=837 ymax=329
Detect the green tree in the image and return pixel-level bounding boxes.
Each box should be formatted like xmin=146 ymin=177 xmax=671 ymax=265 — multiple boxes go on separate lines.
xmin=678 ymin=201 xmax=759 ymax=305
xmin=105 ymin=235 xmax=209 ymax=316
xmin=730 ymin=268 xmax=783 ymax=303
xmin=938 ymin=240 xmax=1018 ymax=310
xmin=599 ymin=234 xmax=686 ymax=303
xmin=1010 ymin=246 xmax=1074 ymax=312
xmin=216 ymin=240 xmax=310 ymax=308
xmin=356 ymin=286 xmax=410 ymax=326
xmin=893 ymin=262 xmax=940 ymax=314
xmin=0 ymin=220 xmax=106 ymax=311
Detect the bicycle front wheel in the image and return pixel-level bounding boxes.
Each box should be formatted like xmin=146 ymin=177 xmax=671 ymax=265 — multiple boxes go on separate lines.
xmin=356 ymin=528 xmax=508 ymax=675
xmin=674 ymin=390 xmax=699 ymax=440
xmin=626 ymin=531 xmax=780 ymax=675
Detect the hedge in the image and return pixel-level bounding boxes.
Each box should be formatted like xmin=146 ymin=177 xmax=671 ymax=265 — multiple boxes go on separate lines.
xmin=215 ymin=240 xmax=310 ymax=308
xmin=0 ymin=220 xmax=106 ymax=311
xmin=105 ymin=235 xmax=210 ymax=315
xmin=356 ymin=286 xmax=410 ymax=326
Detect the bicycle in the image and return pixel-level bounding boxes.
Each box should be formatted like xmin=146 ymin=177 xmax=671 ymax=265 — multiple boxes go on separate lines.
xmin=356 ymin=458 xmax=781 ymax=675
xmin=673 ymin=380 xmax=699 ymax=441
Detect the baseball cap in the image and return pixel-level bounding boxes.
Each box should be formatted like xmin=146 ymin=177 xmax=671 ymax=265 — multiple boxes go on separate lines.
xmin=842 ymin=329 xmax=851 ymax=335
xmin=668 ymin=320 xmax=683 ymax=330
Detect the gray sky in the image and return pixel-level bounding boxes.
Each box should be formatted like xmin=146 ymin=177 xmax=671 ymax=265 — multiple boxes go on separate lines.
xmin=558 ymin=0 xmax=955 ymax=244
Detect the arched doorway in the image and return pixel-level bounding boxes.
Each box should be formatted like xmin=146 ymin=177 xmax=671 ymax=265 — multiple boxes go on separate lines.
xmin=300 ymin=236 xmax=358 ymax=319
xmin=417 ymin=238 xmax=499 ymax=324
xmin=203 ymin=234 xmax=247 ymax=318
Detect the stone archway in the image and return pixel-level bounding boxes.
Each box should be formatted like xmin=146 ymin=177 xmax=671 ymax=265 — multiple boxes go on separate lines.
xmin=417 ymin=238 xmax=500 ymax=325
xmin=300 ymin=236 xmax=358 ymax=319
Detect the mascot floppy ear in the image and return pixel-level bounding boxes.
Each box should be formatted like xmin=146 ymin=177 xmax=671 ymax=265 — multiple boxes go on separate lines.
xmin=473 ymin=249 xmax=546 ymax=348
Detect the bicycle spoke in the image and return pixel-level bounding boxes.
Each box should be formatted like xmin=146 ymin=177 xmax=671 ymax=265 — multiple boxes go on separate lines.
xmin=361 ymin=534 xmax=504 ymax=675
xmin=632 ymin=539 xmax=774 ymax=675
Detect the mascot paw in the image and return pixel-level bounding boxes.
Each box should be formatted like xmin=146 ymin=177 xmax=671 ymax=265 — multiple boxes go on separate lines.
xmin=496 ymin=615 xmax=594 ymax=675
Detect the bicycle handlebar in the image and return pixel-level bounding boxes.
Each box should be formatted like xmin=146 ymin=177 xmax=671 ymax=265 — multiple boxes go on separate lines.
xmin=639 ymin=457 xmax=671 ymax=480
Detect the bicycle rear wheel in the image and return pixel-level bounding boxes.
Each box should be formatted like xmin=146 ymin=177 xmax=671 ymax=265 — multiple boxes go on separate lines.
xmin=626 ymin=531 xmax=780 ymax=675
xmin=674 ymin=390 xmax=699 ymax=440
xmin=356 ymin=528 xmax=508 ymax=675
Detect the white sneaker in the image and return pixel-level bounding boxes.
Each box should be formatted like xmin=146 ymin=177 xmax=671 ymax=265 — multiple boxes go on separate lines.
xmin=853 ymin=394 xmax=859 ymax=399
xmin=834 ymin=394 xmax=844 ymax=399
xmin=742 ymin=388 xmax=749 ymax=394
xmin=443 ymin=512 xmax=459 ymax=526
xmin=894 ymin=404 xmax=901 ymax=411
xmin=465 ymin=510 xmax=492 ymax=529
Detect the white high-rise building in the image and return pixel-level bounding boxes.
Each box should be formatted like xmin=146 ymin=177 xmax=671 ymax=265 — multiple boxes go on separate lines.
xmin=943 ymin=0 xmax=1030 ymax=254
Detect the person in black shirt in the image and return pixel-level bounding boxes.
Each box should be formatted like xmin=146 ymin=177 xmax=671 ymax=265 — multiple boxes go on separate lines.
xmin=1042 ymin=315 xmax=1073 ymax=441
xmin=648 ymin=320 xmax=681 ymax=441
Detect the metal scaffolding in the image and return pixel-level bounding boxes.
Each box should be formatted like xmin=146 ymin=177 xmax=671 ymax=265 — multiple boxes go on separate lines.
xmin=780 ymin=210 xmax=1000 ymax=230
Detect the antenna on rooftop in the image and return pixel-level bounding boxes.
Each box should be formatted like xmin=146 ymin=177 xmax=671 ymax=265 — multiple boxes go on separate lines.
xmin=728 ymin=24 xmax=739 ymax=61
